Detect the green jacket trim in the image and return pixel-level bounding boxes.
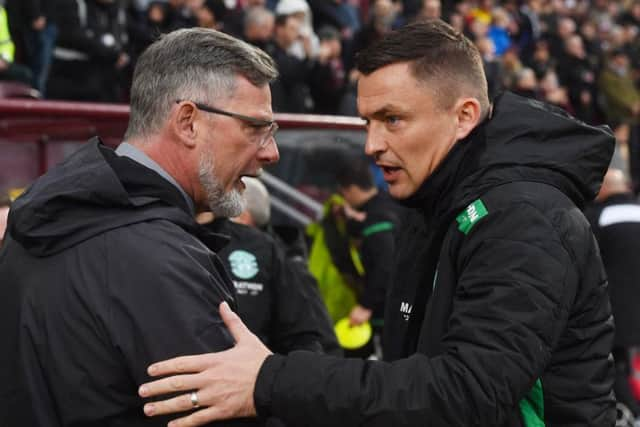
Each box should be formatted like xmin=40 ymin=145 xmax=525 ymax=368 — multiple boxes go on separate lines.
xmin=456 ymin=199 xmax=488 ymax=235
xmin=519 ymin=379 xmax=545 ymax=427
xmin=362 ymin=221 xmax=394 ymax=237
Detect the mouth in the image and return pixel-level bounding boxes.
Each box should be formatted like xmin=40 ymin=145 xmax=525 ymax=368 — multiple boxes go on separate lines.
xmin=378 ymin=164 xmax=402 ymax=182
xmin=238 ymin=170 xmax=262 ymax=190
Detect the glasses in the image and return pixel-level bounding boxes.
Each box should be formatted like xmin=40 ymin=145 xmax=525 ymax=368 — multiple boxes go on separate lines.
xmin=176 ymin=100 xmax=278 ymax=148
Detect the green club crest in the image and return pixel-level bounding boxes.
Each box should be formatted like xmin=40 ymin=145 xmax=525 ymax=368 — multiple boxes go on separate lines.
xmin=228 ymin=250 xmax=259 ymax=279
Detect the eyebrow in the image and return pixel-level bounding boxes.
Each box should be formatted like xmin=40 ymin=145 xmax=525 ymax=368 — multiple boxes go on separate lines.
xmin=360 ymin=104 xmax=407 ymax=121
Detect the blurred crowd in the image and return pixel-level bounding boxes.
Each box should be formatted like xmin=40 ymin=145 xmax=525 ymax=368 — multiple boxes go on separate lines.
xmin=2 ymin=0 xmax=640 ymax=180
xmin=0 ymin=0 xmax=638 ymax=118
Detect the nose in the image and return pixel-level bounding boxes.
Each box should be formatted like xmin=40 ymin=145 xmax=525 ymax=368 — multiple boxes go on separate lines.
xmin=259 ymin=137 xmax=279 ymax=165
xmin=364 ymin=125 xmax=387 ymax=157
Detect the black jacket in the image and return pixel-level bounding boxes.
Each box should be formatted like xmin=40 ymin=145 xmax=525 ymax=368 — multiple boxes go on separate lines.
xmin=206 ymin=218 xmax=341 ymax=356
xmin=349 ymin=192 xmax=403 ymax=320
xmin=0 ymin=140 xmax=251 ymax=426
xmin=585 ymin=193 xmax=640 ymax=349
xmin=252 ymin=92 xmax=616 ymax=426
xmin=55 ymin=0 xmax=128 ymax=64
xmin=266 ymin=43 xmax=314 ymax=114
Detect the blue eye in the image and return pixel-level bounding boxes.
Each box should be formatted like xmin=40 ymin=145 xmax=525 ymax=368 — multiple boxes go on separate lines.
xmin=386 ymin=116 xmax=399 ymax=125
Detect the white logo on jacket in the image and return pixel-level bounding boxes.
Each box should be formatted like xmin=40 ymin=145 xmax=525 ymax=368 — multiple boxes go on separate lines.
xmin=233 ymin=281 xmax=264 ymax=296
xmin=228 ymin=250 xmax=259 ymax=279
xmin=400 ymin=301 xmax=413 ymax=321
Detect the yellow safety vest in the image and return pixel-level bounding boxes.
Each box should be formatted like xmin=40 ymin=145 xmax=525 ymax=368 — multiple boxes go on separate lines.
xmin=0 ymin=7 xmax=15 ymax=62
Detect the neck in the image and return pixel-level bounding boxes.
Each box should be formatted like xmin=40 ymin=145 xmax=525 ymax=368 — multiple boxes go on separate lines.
xmin=126 ymin=135 xmax=198 ymax=206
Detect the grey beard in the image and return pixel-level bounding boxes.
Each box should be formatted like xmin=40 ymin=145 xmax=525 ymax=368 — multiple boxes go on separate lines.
xmin=198 ymin=150 xmax=245 ymax=218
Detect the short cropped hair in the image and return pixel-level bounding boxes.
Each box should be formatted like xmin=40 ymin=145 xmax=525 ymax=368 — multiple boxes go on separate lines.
xmin=336 ymin=156 xmax=375 ymax=190
xmin=125 ymin=27 xmax=278 ymax=139
xmin=356 ymin=20 xmax=490 ymax=117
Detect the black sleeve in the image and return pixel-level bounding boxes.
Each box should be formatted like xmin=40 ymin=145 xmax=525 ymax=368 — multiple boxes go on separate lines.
xmin=357 ymin=217 xmax=395 ymax=316
xmin=104 ymin=221 xmax=237 ymax=386
xmin=268 ymin=241 xmax=341 ymax=356
xmin=254 ymin=202 xmax=576 ymax=426
xmin=273 ymin=52 xmax=313 ymax=85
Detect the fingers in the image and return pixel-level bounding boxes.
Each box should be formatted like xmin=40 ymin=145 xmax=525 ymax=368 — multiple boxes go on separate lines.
xmin=143 ymin=391 xmax=196 ymax=417
xmin=144 ymin=393 xmax=234 ymax=427
xmin=219 ymin=301 xmax=250 ymax=343
xmin=147 ymin=354 xmax=214 ymax=378
xmin=139 ymin=373 xmax=204 ymax=400
xmin=166 ymin=406 xmax=233 ymax=427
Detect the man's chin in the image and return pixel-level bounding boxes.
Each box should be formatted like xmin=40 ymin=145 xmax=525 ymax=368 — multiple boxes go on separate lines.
xmin=210 ymin=189 xmax=245 ymax=218
xmin=387 ymin=183 xmax=415 ymax=200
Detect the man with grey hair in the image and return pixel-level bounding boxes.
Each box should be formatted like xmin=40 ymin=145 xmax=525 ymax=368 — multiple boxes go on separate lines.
xmin=0 ymin=27 xmax=279 ymax=426
xmin=235 ymin=176 xmax=271 ymax=228
xmin=243 ymin=6 xmax=276 ymax=50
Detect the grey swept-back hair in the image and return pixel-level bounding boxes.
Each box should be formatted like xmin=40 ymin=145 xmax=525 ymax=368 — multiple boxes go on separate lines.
xmin=125 ymin=27 xmax=278 ymax=139
xmin=242 ymin=177 xmax=271 ymax=227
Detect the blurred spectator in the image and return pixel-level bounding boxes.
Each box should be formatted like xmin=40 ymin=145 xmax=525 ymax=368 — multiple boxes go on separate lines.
xmin=0 ymin=2 xmax=32 ymax=86
xmin=599 ymin=49 xmax=640 ymax=193
xmin=223 ymin=0 xmax=267 ymax=38
xmin=467 ymin=13 xmax=489 ymax=41
xmin=509 ymin=0 xmax=541 ymax=64
xmin=128 ymin=1 xmax=168 ymax=62
xmin=539 ymin=69 xmax=572 ymax=112
xmin=557 ymin=33 xmax=599 ymax=122
xmin=547 ymin=15 xmax=576 ymax=59
xmin=527 ymin=39 xmax=555 ymax=79
xmin=579 ymin=19 xmax=604 ymax=69
xmin=268 ymin=12 xmax=314 ymax=112
xmin=605 ymin=24 xmax=627 ymax=53
xmin=309 ymin=25 xmax=347 ymax=114
xmin=195 ymin=0 xmax=229 ymax=30
xmin=0 ymin=193 xmax=9 ymax=248
xmin=469 ymin=0 xmax=494 ymax=25
xmin=500 ymin=46 xmax=523 ymax=90
xmin=47 ymin=0 xmax=130 ymax=102
xmin=511 ymin=66 xmax=538 ymax=99
xmin=243 ymin=5 xmax=275 ymax=49
xmin=414 ymin=0 xmax=441 ymax=21
xmin=307 ymin=0 xmax=362 ymax=41
xmin=275 ymin=0 xmax=319 ymax=59
xmin=401 ymin=0 xmax=421 ymax=21
xmin=351 ymin=0 xmax=400 ymax=65
xmin=165 ymin=0 xmax=198 ymax=30
xmin=476 ymin=35 xmax=503 ymax=99
xmin=585 ymin=168 xmax=640 ymax=423
xmin=589 ymin=0 xmax=616 ymax=33
xmin=598 ymin=49 xmax=640 ymax=129
xmin=5 ymin=0 xmax=59 ymax=95
xmin=488 ymin=7 xmax=512 ymax=56
xmin=447 ymin=10 xmax=465 ymax=33
xmin=620 ymin=0 xmax=640 ymax=28
xmin=2 ymin=0 xmax=637 ymax=126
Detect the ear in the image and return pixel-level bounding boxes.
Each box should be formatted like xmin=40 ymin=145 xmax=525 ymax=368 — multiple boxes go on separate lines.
xmin=453 ymin=97 xmax=482 ymax=141
xmin=171 ymin=102 xmax=199 ymax=148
